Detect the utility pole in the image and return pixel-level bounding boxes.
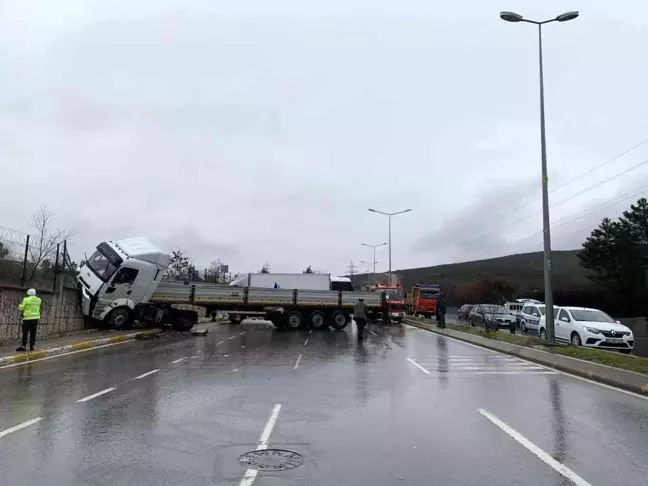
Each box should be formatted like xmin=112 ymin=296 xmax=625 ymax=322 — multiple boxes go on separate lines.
xmin=500 ymin=9 xmax=579 ymax=344
xmin=368 ymin=208 xmax=412 ymax=284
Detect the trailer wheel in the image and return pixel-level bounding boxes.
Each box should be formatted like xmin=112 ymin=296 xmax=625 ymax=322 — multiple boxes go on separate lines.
xmin=284 ymin=310 xmax=304 ymax=330
xmin=330 ymin=309 xmax=349 ymax=330
xmin=106 ymin=307 xmax=132 ymax=329
xmin=229 ymin=314 xmax=243 ymax=324
xmin=310 ymin=310 xmax=327 ymax=330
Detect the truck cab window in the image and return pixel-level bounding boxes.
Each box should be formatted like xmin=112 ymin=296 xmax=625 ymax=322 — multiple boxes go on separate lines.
xmin=112 ymin=267 xmax=139 ymax=285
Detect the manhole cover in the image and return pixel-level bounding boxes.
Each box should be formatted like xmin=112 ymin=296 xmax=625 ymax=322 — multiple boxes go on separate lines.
xmin=239 ymin=449 xmax=303 ymax=471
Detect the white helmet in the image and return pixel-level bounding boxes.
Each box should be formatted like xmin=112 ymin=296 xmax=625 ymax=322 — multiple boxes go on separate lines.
xmin=27 ymin=289 xmax=36 ymax=296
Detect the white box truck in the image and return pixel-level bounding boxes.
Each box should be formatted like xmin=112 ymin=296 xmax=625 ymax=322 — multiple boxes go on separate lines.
xmin=230 ymin=273 xmax=331 ymax=291
xmin=75 ymin=237 xmax=383 ymax=332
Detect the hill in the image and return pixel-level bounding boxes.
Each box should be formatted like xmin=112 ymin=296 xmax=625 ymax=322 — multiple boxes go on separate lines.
xmin=351 ymin=250 xmax=591 ymax=301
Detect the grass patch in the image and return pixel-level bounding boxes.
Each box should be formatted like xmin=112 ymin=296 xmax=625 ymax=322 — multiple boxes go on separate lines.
xmin=407 ymin=315 xmax=648 ymax=375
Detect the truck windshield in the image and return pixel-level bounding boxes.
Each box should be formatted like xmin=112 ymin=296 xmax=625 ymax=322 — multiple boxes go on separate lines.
xmin=382 ymin=289 xmax=403 ymax=299
xmin=87 ymin=248 xmax=120 ymax=282
xmin=419 ymin=291 xmax=439 ymax=299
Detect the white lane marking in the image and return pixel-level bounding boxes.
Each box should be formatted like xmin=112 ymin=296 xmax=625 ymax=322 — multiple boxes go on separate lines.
xmin=479 ymin=408 xmax=592 ymax=486
xmin=403 ymin=323 xmax=648 ymax=401
xmin=381 ymin=339 xmax=392 ymax=349
xmin=304 ymin=338 xmax=309 ymax=346
xmin=0 ymin=417 xmax=42 ymax=439
xmin=240 ymin=332 xmax=246 ymax=336
xmin=0 ymin=341 xmax=132 ymax=371
xmin=171 ymin=357 xmax=188 ymax=364
xmin=229 ymin=336 xmax=237 ymax=340
xmin=470 ymin=371 xmax=558 ymax=375
xmin=134 ymin=369 xmax=160 ymax=380
xmin=216 ymin=340 xmax=224 ymax=345
xmin=293 ymin=354 xmax=302 ymax=370
xmin=369 ymin=330 xmax=378 ymax=336
xmin=77 ymin=387 xmax=116 ymax=402
xmin=407 ymin=357 xmax=430 ymax=374
xmin=309 ymin=329 xmax=313 ymax=335
xmin=239 ymin=404 xmax=282 ymax=486
xmin=191 ymin=355 xmax=199 ymax=358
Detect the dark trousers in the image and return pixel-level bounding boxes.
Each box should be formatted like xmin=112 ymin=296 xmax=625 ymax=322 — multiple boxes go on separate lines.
xmin=356 ymin=318 xmax=367 ymax=338
xmin=22 ymin=319 xmax=38 ymax=349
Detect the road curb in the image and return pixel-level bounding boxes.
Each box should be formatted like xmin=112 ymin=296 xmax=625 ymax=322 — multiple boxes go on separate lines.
xmin=0 ymin=330 xmax=159 ymax=366
xmin=404 ymin=318 xmax=648 ymax=396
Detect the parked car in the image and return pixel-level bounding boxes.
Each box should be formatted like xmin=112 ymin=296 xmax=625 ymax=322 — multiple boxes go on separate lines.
xmin=504 ymin=301 xmax=524 ymax=324
xmin=519 ymin=303 xmax=557 ymax=334
xmin=458 ymin=304 xmax=474 ymax=321
xmin=469 ymin=304 xmax=516 ymax=329
xmin=538 ymin=306 xmax=634 ymax=354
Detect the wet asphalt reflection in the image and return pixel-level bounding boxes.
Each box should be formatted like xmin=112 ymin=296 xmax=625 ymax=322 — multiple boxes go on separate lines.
xmin=0 ymin=320 xmax=646 ymax=485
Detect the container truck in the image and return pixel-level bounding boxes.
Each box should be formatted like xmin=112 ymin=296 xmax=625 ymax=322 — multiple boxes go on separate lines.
xmin=75 ymin=237 xmax=384 ymax=332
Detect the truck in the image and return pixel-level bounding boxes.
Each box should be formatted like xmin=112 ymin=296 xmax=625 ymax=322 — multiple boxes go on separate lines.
xmin=369 ymin=283 xmax=406 ymax=323
xmin=405 ymin=283 xmax=441 ymax=318
xmin=75 ymin=237 xmax=384 ymax=331
xmin=230 ymin=273 xmax=341 ymax=291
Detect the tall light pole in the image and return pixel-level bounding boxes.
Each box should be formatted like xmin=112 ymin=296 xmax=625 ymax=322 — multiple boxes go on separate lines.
xmin=500 ymin=10 xmax=579 ymax=344
xmin=361 ymin=242 xmax=387 ymax=286
xmin=368 ymin=208 xmax=411 ymax=285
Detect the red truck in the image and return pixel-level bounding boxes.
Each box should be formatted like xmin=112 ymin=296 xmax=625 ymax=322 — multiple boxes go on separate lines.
xmin=370 ymin=284 xmax=406 ymax=322
xmin=405 ymin=283 xmax=441 ymax=318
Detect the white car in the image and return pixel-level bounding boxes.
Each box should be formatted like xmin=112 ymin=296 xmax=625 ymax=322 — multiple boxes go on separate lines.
xmin=538 ymin=306 xmax=634 ymax=354
xmin=519 ymin=303 xmax=557 ymax=334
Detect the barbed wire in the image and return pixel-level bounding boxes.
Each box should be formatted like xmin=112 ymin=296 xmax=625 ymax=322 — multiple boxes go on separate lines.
xmin=0 ymin=224 xmax=29 ymax=245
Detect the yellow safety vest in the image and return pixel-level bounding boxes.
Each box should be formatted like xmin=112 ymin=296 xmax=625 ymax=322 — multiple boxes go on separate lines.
xmin=18 ymin=295 xmax=42 ymax=320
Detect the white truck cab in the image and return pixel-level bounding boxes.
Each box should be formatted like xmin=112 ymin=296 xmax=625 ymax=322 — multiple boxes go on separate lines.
xmin=78 ymin=237 xmax=169 ymax=328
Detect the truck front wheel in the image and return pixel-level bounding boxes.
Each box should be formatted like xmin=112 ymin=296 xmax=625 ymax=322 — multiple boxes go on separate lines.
xmin=229 ymin=314 xmax=243 ymax=324
xmin=170 ymin=309 xmax=198 ymax=332
xmin=106 ymin=308 xmax=132 ymax=329
xmin=330 ymin=309 xmax=349 ymax=330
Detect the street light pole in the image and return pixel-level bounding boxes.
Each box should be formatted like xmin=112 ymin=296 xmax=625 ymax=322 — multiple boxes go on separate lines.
xmin=500 ymin=10 xmax=579 ymax=344
xmin=361 ymin=242 xmax=387 ymax=286
xmin=368 ymin=208 xmax=412 ymax=285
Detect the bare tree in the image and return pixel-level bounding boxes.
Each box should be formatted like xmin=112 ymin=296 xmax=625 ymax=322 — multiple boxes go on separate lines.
xmin=27 ymin=206 xmax=75 ymax=282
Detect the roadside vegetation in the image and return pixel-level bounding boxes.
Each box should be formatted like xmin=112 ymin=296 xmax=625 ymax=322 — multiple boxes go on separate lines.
xmin=408 ymin=316 xmax=648 ymax=375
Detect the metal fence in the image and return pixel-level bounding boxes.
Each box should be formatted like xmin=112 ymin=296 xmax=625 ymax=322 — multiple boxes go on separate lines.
xmin=0 ymin=224 xmax=76 ymax=291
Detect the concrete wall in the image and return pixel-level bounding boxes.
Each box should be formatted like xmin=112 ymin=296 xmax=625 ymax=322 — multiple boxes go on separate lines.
xmin=619 ymin=317 xmax=648 ymax=357
xmin=0 ymin=285 xmax=86 ymax=345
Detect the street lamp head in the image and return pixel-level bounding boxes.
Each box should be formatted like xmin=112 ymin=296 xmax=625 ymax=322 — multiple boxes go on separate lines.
xmin=500 ymin=11 xmax=524 ymax=22
xmin=379 ymin=242 xmax=387 ymax=247
xmin=368 ymin=208 xmax=377 ymax=213
xmin=556 ymin=11 xmax=579 ymax=22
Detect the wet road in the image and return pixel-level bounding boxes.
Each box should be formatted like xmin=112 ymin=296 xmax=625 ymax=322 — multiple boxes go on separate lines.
xmin=0 ymin=321 xmax=647 ymax=485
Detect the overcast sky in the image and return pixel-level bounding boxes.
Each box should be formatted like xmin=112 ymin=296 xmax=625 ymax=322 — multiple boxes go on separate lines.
xmin=2 ymin=0 xmax=648 ymax=276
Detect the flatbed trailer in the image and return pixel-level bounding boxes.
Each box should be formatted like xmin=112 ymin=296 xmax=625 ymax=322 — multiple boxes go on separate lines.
xmin=142 ymin=281 xmax=383 ymax=330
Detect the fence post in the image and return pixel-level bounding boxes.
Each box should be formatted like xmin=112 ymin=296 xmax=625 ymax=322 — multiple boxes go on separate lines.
xmin=20 ymin=235 xmax=30 ymax=288
xmin=53 ymin=242 xmax=60 ymax=291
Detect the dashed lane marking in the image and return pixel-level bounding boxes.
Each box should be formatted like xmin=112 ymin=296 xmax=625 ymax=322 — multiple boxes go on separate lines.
xmin=293 ymin=354 xmax=302 ymax=370
xmin=77 ymin=387 xmax=116 ymax=403
xmin=406 ymin=357 xmax=430 ymax=374
xmin=479 ymin=408 xmax=592 ymax=486
xmin=134 ymin=369 xmax=159 ymax=380
xmin=304 ymin=338 xmax=309 ymax=346
xmin=171 ymin=357 xmax=188 ymax=364
xmin=0 ymin=418 xmax=42 ymax=439
xmin=229 ymin=336 xmax=237 ymax=340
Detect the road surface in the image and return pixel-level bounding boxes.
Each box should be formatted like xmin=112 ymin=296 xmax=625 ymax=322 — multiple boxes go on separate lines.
xmin=0 ymin=320 xmax=646 ymax=485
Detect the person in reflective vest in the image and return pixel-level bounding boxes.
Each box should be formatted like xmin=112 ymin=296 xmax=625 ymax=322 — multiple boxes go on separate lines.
xmin=16 ymin=288 xmax=42 ymax=352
